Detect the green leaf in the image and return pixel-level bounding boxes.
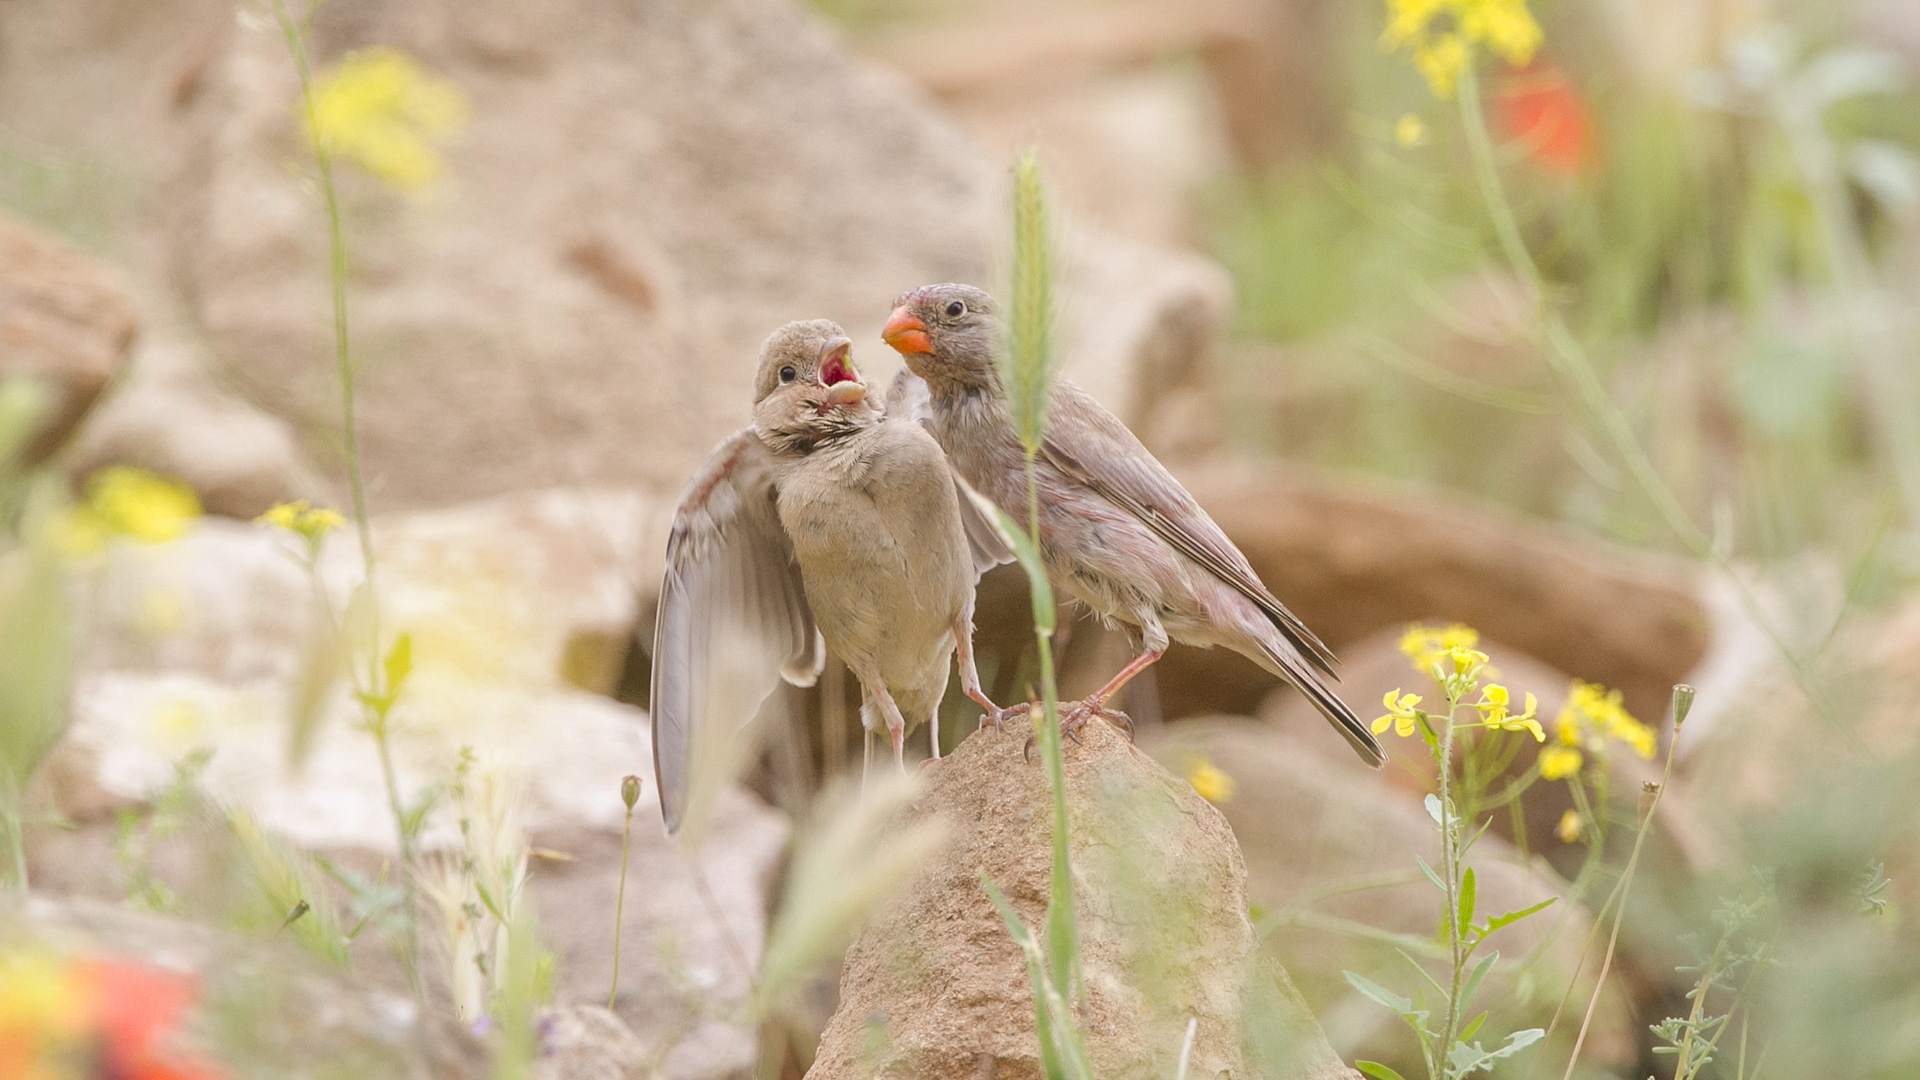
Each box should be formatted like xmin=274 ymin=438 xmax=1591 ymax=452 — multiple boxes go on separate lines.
xmin=1343 ymin=970 xmax=1414 ymax=1018
xmin=1355 ymin=1063 xmax=1408 ymax=1080
xmin=1446 ymin=1028 xmax=1546 ymax=1076
xmin=1458 ymin=1011 xmax=1488 ymax=1044
xmin=1415 ymin=855 xmax=1447 ymax=893
xmin=990 ymin=507 xmax=1055 ymax=632
xmin=1480 ymin=897 xmax=1557 ymax=936
xmin=1458 ymin=866 xmax=1477 ymax=933
xmin=1459 ymin=951 xmax=1497 ymax=1012
xmin=383 ymin=631 xmax=414 ymax=702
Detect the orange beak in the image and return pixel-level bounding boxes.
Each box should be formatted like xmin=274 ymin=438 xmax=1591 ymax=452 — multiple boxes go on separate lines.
xmin=881 ymin=306 xmax=932 ymax=355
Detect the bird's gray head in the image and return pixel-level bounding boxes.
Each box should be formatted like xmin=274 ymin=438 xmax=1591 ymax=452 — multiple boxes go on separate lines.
xmin=751 ymin=319 xmax=877 ymax=454
xmin=881 ymin=283 xmax=998 ymax=391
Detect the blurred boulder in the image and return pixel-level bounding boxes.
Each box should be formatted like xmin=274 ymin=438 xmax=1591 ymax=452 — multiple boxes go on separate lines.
xmin=33 ymin=489 xmax=779 ymax=1080
xmin=1153 ymin=462 xmax=1708 ymax=725
xmin=538 ymin=1005 xmax=650 ymax=1080
xmin=66 ymin=327 xmax=325 ymax=518
xmin=1145 ymin=716 xmax=1637 ymax=1070
xmin=808 ymin=714 xmax=1357 ymax=1080
xmin=0 ymin=211 xmax=136 ymax=463
xmin=0 ymin=0 xmax=1228 ymax=509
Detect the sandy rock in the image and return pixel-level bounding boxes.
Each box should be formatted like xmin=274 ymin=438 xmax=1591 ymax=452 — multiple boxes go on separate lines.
xmin=7 ymin=894 xmax=486 ymax=1079
xmin=0 ymin=0 xmax=1228 ymax=510
xmin=807 ymin=714 xmax=1357 ymax=1080
xmin=1146 ymin=716 xmax=1636 ymax=1069
xmin=0 ymin=212 xmax=136 ymax=462
xmin=1151 ymin=462 xmax=1708 ymax=725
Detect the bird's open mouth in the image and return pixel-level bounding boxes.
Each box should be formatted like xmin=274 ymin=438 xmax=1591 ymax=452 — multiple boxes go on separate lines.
xmin=820 ymin=352 xmax=856 ymax=386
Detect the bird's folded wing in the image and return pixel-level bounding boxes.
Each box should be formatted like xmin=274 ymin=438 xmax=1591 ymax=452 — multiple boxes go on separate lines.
xmin=1039 ymin=382 xmax=1339 ymax=675
xmin=651 ymin=429 xmax=822 ymax=833
xmin=886 ymin=368 xmax=1014 ymax=581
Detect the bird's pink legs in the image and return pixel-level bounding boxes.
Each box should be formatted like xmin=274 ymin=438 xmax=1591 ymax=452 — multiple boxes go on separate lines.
xmin=849 ymin=659 xmax=910 ymax=772
xmin=1058 ymin=646 xmax=1162 ymax=742
xmin=952 ymin=614 xmax=1001 ymax=722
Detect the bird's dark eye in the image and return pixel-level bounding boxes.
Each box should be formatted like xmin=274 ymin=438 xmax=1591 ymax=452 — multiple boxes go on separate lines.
xmin=945 ymin=300 xmax=965 ymax=318
xmin=779 ymin=365 xmax=797 ymax=383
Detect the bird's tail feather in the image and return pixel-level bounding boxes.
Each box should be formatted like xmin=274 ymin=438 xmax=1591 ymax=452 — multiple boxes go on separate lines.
xmin=1254 ymin=636 xmax=1385 ymax=767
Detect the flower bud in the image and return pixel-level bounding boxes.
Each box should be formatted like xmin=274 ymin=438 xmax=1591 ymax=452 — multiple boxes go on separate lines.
xmin=620 ymin=775 xmax=642 ymax=812
xmin=1670 ymin=684 xmax=1696 ymax=729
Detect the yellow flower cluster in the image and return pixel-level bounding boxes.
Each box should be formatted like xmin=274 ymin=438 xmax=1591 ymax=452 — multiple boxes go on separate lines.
xmin=307 ymin=47 xmax=468 ymax=191
xmin=1538 ymin=679 xmax=1655 ymax=779
xmin=1381 ymin=0 xmax=1543 ymax=98
xmin=255 ymin=499 xmax=346 ymax=543
xmin=1185 ymin=757 xmax=1235 ymax=805
xmin=0 ymin=948 xmax=88 ymax=1064
xmin=1398 ymin=622 xmax=1479 ymax=672
xmin=59 ymin=467 xmax=201 ymax=555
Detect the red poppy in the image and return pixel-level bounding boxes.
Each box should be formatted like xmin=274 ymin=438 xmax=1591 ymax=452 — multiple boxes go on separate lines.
xmin=1494 ymin=61 xmax=1593 ymax=176
xmin=72 ymin=960 xmax=228 ymax=1080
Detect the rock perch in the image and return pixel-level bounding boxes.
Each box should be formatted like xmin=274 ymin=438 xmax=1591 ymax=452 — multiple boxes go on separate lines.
xmin=806 ymin=713 xmax=1359 ymax=1080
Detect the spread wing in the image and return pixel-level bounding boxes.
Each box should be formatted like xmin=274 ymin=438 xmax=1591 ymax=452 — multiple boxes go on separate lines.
xmin=887 ymin=368 xmax=1014 ymax=580
xmin=1039 ymin=381 xmax=1339 ymax=676
xmin=651 ymin=428 xmax=823 ymax=833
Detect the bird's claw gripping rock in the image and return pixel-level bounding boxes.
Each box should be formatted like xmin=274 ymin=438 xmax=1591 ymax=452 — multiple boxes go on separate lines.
xmin=1018 ymin=700 xmax=1136 ymax=762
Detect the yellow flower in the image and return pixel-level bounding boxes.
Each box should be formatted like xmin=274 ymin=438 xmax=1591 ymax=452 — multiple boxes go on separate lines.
xmin=307 ymin=47 xmax=468 ymax=191
xmin=1395 ymin=112 xmax=1429 ymax=146
xmin=256 ymin=499 xmax=347 ymax=544
xmin=1476 ymin=684 xmax=1544 ymax=741
xmin=1554 ymin=679 xmax=1656 ymax=761
xmin=0 ymin=948 xmax=88 ymax=1055
xmin=1556 ymin=809 xmax=1582 ymax=844
xmin=59 ymin=467 xmax=202 ymax=555
xmin=1372 ymin=689 xmax=1424 ymax=738
xmin=1380 ymin=0 xmax=1543 ymax=99
xmin=1185 ymin=757 xmax=1235 ymax=804
xmin=1397 ymin=622 xmax=1479 ymax=673
xmin=1539 ymin=744 xmax=1582 ymax=779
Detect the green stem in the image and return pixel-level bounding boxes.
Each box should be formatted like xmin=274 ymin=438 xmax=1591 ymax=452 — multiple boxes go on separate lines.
xmin=1436 ymin=695 xmax=1464 ymax=1078
xmin=1 ymin=791 xmax=26 ymax=891
xmin=1559 ymin=703 xmax=1683 ymax=1079
xmin=1025 ymin=451 xmax=1080 ymax=1011
xmin=609 ymin=807 xmax=633 ymax=1009
xmin=1453 ymin=63 xmax=1843 ymax=736
xmin=272 ymin=0 xmax=418 ymax=989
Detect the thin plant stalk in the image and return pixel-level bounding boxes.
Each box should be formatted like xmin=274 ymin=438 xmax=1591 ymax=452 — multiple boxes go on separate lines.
xmin=1 ymin=794 xmax=24 ymax=890
xmin=1433 ymin=690 xmax=1466 ymax=1070
xmin=1454 ymin=62 xmax=1841 ymax=735
xmin=1559 ymin=685 xmax=1693 ymax=1079
xmin=270 ymin=0 xmax=418 ymax=986
xmin=1008 ymin=148 xmax=1081 ymax=1012
xmin=609 ymin=775 xmax=640 ymax=1009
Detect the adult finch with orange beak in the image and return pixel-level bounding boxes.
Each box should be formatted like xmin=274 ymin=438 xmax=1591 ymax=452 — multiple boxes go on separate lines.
xmin=882 ymin=285 xmax=1384 ymax=767
xmin=651 ymin=319 xmax=1008 ymax=832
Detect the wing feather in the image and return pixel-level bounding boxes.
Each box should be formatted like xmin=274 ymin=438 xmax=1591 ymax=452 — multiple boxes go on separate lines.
xmin=1039 ymin=381 xmax=1340 ymax=676
xmin=650 ymin=429 xmax=820 ymax=833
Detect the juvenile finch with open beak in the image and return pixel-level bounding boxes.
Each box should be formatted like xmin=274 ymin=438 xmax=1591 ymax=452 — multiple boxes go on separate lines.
xmin=882 ymin=285 xmax=1384 ymax=767
xmin=650 ymin=320 xmax=1008 ymax=832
